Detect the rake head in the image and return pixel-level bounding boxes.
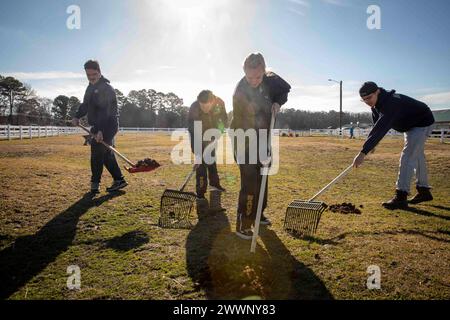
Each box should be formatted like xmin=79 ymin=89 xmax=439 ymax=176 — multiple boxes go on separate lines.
xmin=125 ymin=158 xmax=161 ymax=174
xmin=159 ymin=189 xmax=197 ymax=229
xmin=284 ymin=200 xmax=327 ymax=237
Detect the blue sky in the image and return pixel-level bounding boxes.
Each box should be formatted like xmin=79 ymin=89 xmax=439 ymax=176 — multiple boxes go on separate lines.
xmin=1 ymin=0 xmax=449 ymax=112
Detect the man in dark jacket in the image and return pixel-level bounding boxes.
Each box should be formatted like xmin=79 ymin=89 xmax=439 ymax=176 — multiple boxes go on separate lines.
xmin=72 ymin=60 xmax=127 ymax=194
xmin=353 ymin=81 xmax=435 ymax=209
xmin=231 ymin=53 xmax=291 ymax=240
xmin=188 ymin=90 xmax=228 ymax=199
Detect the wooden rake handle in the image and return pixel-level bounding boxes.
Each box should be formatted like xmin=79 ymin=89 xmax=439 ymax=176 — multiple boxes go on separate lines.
xmin=179 ymin=164 xmax=199 ymax=192
xmin=309 ymin=164 xmax=353 ymax=202
xmin=251 ymin=109 xmax=277 ymax=253
xmin=179 ymin=137 xmax=221 ymax=192
xmin=78 ymin=124 xmax=136 ymax=167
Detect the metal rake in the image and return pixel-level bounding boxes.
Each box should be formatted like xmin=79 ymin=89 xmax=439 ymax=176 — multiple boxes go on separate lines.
xmin=284 ymin=164 xmax=353 ymax=237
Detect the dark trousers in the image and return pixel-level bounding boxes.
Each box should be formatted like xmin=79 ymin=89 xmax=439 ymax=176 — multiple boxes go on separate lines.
xmin=196 ymin=162 xmax=220 ymax=196
xmin=233 ymin=131 xmax=271 ymax=232
xmin=237 ymin=163 xmax=268 ymax=231
xmin=90 ymin=136 xmax=123 ymax=184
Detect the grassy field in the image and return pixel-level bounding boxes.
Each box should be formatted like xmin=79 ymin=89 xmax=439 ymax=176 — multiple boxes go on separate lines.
xmin=0 ymin=133 xmax=449 ymax=300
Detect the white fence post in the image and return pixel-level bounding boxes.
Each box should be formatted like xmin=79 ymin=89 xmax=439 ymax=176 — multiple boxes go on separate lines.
xmin=29 ymin=126 xmax=32 ymax=139
xmin=19 ymin=126 xmax=22 ymax=140
xmin=7 ymin=124 xmax=11 ymax=140
xmin=45 ymin=126 xmax=48 ymax=137
xmin=441 ymin=129 xmax=444 ymax=144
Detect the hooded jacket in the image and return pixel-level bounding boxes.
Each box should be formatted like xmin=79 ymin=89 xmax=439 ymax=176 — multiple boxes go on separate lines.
xmin=231 ymin=72 xmax=291 ymax=130
xmin=75 ymin=76 xmax=119 ymax=139
xmin=188 ymin=96 xmax=228 ymax=154
xmin=361 ymin=88 xmax=435 ymax=154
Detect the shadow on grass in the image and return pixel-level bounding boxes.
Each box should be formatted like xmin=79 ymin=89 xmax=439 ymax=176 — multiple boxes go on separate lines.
xmin=104 ymin=230 xmax=149 ymax=252
xmin=300 ymin=228 xmax=450 ymax=246
xmin=185 ymin=192 xmax=333 ymax=300
xmin=399 ymin=206 xmax=450 ymax=221
xmin=0 ymin=191 xmax=125 ymax=300
xmin=428 ymin=205 xmax=450 ymax=212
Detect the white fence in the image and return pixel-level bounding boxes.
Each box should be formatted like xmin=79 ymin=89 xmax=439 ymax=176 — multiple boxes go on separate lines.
xmin=118 ymin=127 xmax=187 ymax=133
xmin=1 ymin=125 xmax=448 ymax=143
xmin=309 ymin=128 xmax=397 ymax=138
xmin=309 ymin=127 xmax=449 ymax=142
xmin=0 ymin=125 xmax=189 ymax=140
xmin=0 ymin=125 xmax=83 ymax=140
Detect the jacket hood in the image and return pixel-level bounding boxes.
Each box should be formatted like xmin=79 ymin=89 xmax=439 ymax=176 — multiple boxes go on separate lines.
xmin=376 ymin=88 xmax=396 ymax=107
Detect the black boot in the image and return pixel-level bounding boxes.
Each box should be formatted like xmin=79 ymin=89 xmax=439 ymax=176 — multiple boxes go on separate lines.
xmin=382 ymin=190 xmax=408 ymax=210
xmin=409 ymin=186 xmax=433 ymax=204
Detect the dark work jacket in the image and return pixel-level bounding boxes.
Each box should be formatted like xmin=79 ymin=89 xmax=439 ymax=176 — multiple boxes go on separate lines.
xmin=75 ymin=76 xmax=119 ymax=140
xmin=231 ymin=72 xmax=291 ymax=130
xmin=188 ymin=96 xmax=228 ymax=154
xmin=361 ymin=88 xmax=435 ymax=154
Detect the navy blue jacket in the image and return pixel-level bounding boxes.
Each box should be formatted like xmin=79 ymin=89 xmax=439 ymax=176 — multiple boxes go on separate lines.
xmin=76 ymin=76 xmax=119 ymax=140
xmin=231 ymin=72 xmax=291 ymax=130
xmin=361 ymin=88 xmax=435 ymax=154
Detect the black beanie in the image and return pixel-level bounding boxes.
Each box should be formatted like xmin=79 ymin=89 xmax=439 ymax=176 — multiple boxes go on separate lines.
xmin=359 ymin=81 xmax=378 ymax=97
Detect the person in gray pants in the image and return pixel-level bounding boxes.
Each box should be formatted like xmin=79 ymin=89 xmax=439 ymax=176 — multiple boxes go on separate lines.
xmin=353 ymin=81 xmax=435 ymax=209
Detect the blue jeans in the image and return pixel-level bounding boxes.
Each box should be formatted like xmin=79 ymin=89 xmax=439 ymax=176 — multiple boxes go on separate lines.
xmin=396 ymin=126 xmax=433 ymax=193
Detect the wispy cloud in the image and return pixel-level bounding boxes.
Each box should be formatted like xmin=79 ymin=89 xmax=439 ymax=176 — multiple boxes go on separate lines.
xmin=322 ymin=0 xmax=347 ymax=6
xmin=287 ymin=0 xmax=310 ymax=16
xmin=286 ymin=81 xmax=367 ymax=112
xmin=420 ymin=91 xmax=450 ymax=109
xmin=288 ymin=0 xmax=310 ymax=7
xmin=29 ymin=83 xmax=86 ymax=100
xmin=158 ymin=65 xmax=176 ymax=70
xmin=288 ymin=7 xmax=306 ymax=16
xmin=1 ymin=71 xmax=84 ymax=81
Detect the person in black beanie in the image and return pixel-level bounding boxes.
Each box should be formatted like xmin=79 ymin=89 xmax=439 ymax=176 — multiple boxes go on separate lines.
xmin=72 ymin=60 xmax=127 ymax=194
xmin=353 ymin=81 xmax=435 ymax=209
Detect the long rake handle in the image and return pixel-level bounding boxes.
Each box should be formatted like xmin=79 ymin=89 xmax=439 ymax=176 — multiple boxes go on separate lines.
xmin=179 ymin=137 xmax=220 ymax=192
xmin=78 ymin=124 xmax=136 ymax=167
xmin=309 ymin=164 xmax=353 ymax=201
xmin=251 ymin=110 xmax=276 ymax=253
xmin=179 ymin=164 xmax=198 ymax=192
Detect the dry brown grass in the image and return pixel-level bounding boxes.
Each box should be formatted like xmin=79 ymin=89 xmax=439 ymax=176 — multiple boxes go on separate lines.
xmin=0 ymin=133 xmax=449 ymax=300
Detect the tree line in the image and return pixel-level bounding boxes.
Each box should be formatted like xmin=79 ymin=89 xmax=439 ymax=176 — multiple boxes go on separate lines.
xmin=0 ymin=74 xmax=372 ymax=129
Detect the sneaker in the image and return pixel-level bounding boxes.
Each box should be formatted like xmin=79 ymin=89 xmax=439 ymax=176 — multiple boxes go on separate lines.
xmin=260 ymin=215 xmax=272 ymax=226
xmin=106 ymin=179 xmax=128 ymax=193
xmin=91 ymin=182 xmax=100 ymax=195
xmin=235 ymin=229 xmax=253 ymax=240
xmin=209 ymin=184 xmax=226 ymax=192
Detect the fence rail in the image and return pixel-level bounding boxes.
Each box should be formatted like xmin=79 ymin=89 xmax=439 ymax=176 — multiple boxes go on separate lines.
xmin=0 ymin=125 xmax=83 ymax=140
xmin=1 ymin=125 xmax=448 ymax=143
xmin=308 ymin=127 xmax=449 ymax=142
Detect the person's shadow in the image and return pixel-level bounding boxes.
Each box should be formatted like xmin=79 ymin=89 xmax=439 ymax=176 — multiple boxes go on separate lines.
xmin=0 ymin=191 xmax=125 ymax=299
xmin=186 ymin=191 xmax=333 ymax=300
xmin=400 ymin=206 xmax=450 ymax=221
